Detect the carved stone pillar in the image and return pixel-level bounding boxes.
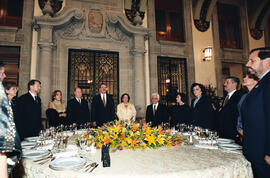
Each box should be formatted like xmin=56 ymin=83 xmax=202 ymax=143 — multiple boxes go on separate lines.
xmin=37 ymin=25 xmax=54 ymax=115
xmin=133 ymin=34 xmax=146 ymax=118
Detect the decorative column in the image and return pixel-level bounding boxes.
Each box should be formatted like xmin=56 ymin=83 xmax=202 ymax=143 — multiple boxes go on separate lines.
xmin=37 ymin=25 xmax=54 ymax=115
xmin=133 ymin=34 xmax=146 ymax=118
xmin=34 ymin=8 xmax=84 ymax=116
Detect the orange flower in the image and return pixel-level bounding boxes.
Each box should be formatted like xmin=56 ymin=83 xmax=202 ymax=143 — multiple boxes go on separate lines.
xmin=104 ymin=138 xmax=110 ymax=145
xmin=176 ymin=133 xmax=181 ymax=138
xmin=120 ymin=135 xmax=125 ymax=140
xmin=166 ymin=129 xmax=171 ymax=134
xmin=132 ymin=124 xmax=140 ymax=131
xmin=131 ymin=139 xmax=138 ymax=146
xmin=158 ymin=130 xmax=163 ymax=135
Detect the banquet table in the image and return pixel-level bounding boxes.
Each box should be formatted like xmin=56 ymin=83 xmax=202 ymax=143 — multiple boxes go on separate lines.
xmin=22 ymin=145 xmax=253 ymax=178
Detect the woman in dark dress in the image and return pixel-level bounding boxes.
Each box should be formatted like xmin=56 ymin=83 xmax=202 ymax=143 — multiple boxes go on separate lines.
xmin=190 ymin=83 xmax=214 ymax=129
xmin=47 ymin=90 xmax=67 ymax=127
xmin=171 ymin=93 xmax=192 ymax=126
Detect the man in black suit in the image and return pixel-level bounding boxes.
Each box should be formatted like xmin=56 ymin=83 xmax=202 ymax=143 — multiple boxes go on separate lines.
xmin=91 ymin=84 xmax=115 ymax=127
xmin=67 ymin=87 xmax=90 ymax=126
xmin=15 ymin=80 xmax=42 ymax=140
xmin=241 ymin=47 xmax=270 ymax=178
xmin=146 ymin=93 xmax=168 ymax=127
xmin=218 ymin=76 xmax=242 ymax=140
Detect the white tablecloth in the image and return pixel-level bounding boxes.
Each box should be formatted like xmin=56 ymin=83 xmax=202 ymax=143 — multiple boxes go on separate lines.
xmin=22 ymin=145 xmax=253 ymax=178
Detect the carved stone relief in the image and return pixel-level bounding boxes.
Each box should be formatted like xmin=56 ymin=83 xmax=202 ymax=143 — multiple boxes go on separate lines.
xmin=88 ymin=10 xmax=103 ymax=33
xmin=55 ymin=9 xmax=132 ymax=44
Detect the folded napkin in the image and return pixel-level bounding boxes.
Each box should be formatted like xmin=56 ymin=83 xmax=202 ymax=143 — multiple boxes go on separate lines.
xmin=194 ymin=144 xmax=218 ymax=150
xmin=54 ymin=150 xmax=78 ymax=159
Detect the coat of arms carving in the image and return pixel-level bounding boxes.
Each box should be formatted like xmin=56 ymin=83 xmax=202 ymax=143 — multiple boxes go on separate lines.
xmin=88 ymin=11 xmax=103 ymax=33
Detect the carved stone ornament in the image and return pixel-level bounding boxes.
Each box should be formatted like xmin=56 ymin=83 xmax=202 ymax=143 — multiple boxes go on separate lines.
xmin=250 ymin=28 xmax=263 ymax=40
xmin=194 ymin=19 xmax=210 ymax=32
xmin=38 ymin=0 xmax=63 ymax=17
xmin=88 ymin=11 xmax=103 ymax=33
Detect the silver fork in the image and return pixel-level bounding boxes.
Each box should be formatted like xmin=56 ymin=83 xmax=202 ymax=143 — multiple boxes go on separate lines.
xmin=84 ymin=162 xmax=96 ymax=172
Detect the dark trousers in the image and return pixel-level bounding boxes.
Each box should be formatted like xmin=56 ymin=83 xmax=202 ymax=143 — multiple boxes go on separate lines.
xmin=251 ymin=162 xmax=270 ymax=178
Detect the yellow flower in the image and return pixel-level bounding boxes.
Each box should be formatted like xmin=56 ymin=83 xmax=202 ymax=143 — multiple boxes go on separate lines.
xmin=157 ymin=135 xmax=165 ymax=145
xmin=145 ymin=134 xmax=156 ymax=146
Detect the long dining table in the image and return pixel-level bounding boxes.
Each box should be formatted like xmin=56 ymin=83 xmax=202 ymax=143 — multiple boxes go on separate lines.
xmin=21 ymin=144 xmax=253 ymax=178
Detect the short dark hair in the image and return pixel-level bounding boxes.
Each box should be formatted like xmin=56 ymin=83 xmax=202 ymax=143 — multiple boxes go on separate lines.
xmin=177 ymin=92 xmax=187 ymax=103
xmin=74 ymin=87 xmax=81 ymax=92
xmin=190 ymin=83 xmax=206 ymax=96
xmin=225 ymin=76 xmax=240 ymax=89
xmin=250 ymin=47 xmax=270 ymax=60
xmin=27 ymin=80 xmax=41 ymax=90
xmin=3 ymin=81 xmax=17 ymax=91
xmin=121 ymin=93 xmax=130 ymax=102
xmin=0 ymin=61 xmax=5 ymax=68
xmin=51 ymin=90 xmax=62 ymax=101
xmin=100 ymin=83 xmax=106 ymax=88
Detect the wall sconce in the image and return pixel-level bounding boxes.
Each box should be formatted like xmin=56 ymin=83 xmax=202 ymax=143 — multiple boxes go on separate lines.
xmin=203 ymin=46 xmax=213 ymax=61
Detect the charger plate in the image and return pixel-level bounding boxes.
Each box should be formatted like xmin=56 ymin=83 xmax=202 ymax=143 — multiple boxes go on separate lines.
xmin=49 ymin=157 xmax=86 ymax=171
xmin=22 ymin=150 xmax=49 ymax=159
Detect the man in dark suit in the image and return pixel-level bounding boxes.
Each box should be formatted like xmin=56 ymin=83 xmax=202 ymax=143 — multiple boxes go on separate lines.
xmin=15 ymin=80 xmax=42 ymax=140
xmin=91 ymin=84 xmax=115 ymax=127
xmin=67 ymin=87 xmax=90 ymax=126
xmin=146 ymin=93 xmax=168 ymax=127
xmin=218 ymin=76 xmax=242 ymax=140
xmin=241 ymin=47 xmax=270 ymax=178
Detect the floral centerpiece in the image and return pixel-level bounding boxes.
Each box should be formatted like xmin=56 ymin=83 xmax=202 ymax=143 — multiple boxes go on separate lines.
xmin=76 ymin=120 xmax=182 ymax=151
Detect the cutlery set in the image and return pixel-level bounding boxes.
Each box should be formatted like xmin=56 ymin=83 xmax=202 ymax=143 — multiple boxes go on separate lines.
xmin=84 ymin=162 xmax=99 ymax=173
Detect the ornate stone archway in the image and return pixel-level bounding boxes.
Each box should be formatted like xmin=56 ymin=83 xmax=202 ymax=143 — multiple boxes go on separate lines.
xmin=34 ymin=8 xmax=149 ymax=117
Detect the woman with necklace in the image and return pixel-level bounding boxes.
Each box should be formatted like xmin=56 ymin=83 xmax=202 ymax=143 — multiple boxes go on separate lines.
xmin=47 ymin=90 xmax=67 ymax=127
xmin=116 ymin=93 xmax=136 ymax=121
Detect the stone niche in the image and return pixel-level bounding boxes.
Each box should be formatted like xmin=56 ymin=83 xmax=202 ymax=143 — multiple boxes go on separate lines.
xmin=34 ymin=7 xmax=148 ymax=117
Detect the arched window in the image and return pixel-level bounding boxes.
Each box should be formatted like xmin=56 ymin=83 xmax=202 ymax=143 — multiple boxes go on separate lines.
xmin=217 ymin=3 xmax=242 ymax=49
xmin=0 ymin=0 xmax=23 ymax=28
xmin=155 ymin=0 xmax=185 ymax=42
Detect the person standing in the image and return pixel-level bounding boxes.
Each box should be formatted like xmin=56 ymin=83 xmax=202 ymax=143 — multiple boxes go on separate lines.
xmin=242 ymin=47 xmax=270 ymax=178
xmin=67 ymin=87 xmax=90 ymax=127
xmin=145 ymin=93 xmax=168 ymax=127
xmin=91 ymin=84 xmax=115 ymax=127
xmin=116 ymin=93 xmax=136 ymax=121
xmin=236 ymin=73 xmax=259 ymax=139
xmin=218 ymin=76 xmax=242 ymax=140
xmin=15 ymin=80 xmax=42 ymax=140
xmin=170 ymin=93 xmax=192 ymax=126
xmin=0 ymin=62 xmax=21 ymax=178
xmin=190 ymin=83 xmax=214 ymax=129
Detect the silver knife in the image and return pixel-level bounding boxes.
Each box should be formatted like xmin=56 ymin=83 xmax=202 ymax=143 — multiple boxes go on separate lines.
xmin=89 ymin=164 xmax=99 ymax=173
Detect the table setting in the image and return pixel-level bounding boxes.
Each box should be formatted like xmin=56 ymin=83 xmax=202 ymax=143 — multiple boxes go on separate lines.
xmin=19 ymin=121 xmax=252 ymax=178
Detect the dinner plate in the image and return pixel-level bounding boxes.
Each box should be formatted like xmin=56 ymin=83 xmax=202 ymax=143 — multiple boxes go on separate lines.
xmin=21 ymin=141 xmax=37 ymax=149
xmin=217 ymin=138 xmax=235 ymax=144
xmin=22 ymin=150 xmax=50 ymax=159
xmin=24 ymin=136 xmax=39 ymax=142
xmin=49 ymin=157 xmax=86 ymax=171
xmin=218 ymin=143 xmax=242 ymax=150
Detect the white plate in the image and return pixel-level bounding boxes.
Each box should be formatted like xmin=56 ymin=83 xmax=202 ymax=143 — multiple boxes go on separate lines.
xmin=218 ymin=143 xmax=242 ymax=150
xmin=49 ymin=157 xmax=86 ymax=171
xmin=21 ymin=141 xmax=37 ymax=149
xmin=217 ymin=138 xmax=235 ymax=144
xmin=24 ymin=136 xmax=39 ymax=142
xmin=21 ymin=141 xmax=36 ymax=147
xmin=22 ymin=150 xmax=49 ymax=159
